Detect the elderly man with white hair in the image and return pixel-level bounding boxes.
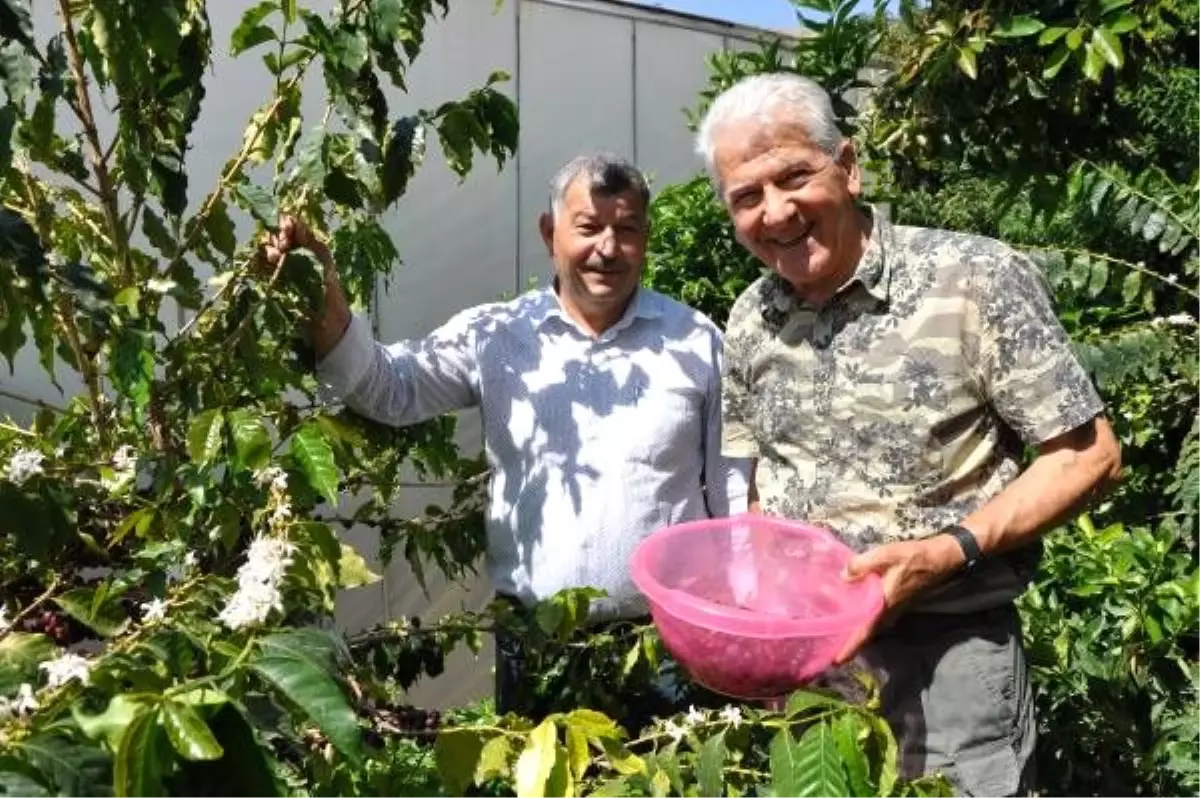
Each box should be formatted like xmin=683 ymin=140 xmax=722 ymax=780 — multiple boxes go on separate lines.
xmin=261 ymin=152 xmax=748 ymax=728
xmin=697 ymin=72 xmax=1121 ymax=796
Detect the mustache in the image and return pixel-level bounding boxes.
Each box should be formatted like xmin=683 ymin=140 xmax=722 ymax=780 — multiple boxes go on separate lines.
xmin=582 ymin=257 xmax=631 ymax=272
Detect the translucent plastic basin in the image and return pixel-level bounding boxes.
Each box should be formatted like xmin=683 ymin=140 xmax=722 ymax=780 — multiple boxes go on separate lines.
xmin=630 ymin=514 xmax=884 ymax=701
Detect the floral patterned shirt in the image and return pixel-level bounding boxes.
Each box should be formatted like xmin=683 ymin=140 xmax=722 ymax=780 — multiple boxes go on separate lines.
xmin=721 ymin=206 xmax=1105 ymax=611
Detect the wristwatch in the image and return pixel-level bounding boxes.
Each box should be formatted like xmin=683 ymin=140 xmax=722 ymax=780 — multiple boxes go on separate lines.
xmin=942 ymin=525 xmax=982 ymax=573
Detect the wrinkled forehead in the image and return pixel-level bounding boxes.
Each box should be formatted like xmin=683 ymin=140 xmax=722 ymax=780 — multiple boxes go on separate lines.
xmin=712 ymin=119 xmax=830 ymax=183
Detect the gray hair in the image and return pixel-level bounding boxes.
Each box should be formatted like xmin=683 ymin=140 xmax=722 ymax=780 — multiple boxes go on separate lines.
xmin=548 ymin=153 xmax=650 ymax=217
xmin=695 ymin=73 xmax=844 ymax=187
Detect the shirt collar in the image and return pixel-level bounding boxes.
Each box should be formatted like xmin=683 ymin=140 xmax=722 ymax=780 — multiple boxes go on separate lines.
xmin=532 ymin=280 xmax=662 ymax=335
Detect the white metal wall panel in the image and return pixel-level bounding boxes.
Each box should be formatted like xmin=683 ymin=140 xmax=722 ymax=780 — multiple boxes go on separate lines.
xmin=633 ymin=21 xmax=725 ymax=190
xmin=516 ymin=2 xmax=635 ymax=288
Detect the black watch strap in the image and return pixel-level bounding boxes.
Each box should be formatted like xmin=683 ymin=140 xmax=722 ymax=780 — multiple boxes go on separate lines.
xmin=943 ymin=525 xmax=982 ymax=572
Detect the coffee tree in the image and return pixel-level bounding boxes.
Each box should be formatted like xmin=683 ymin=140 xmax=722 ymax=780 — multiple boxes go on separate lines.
xmin=0 ymin=1 xmax=949 ymax=796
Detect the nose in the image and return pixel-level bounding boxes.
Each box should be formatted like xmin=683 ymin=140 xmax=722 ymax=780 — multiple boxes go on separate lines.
xmin=595 ymin=228 xmax=617 ymax=259
xmin=761 ymin=184 xmax=796 ymax=230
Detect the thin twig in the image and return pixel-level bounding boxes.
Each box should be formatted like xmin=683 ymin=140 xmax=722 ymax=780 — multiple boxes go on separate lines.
xmin=55 ymin=0 xmax=130 ymax=283
xmin=0 ymin=577 xmax=61 ymax=642
xmin=0 ymin=389 xmax=66 ymax=414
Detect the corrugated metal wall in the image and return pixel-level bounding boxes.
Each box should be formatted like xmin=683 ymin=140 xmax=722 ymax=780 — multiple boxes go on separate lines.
xmin=3 ymin=0 xmax=783 ymax=709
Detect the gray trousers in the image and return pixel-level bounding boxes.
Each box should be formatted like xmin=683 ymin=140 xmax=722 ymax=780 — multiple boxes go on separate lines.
xmin=818 ymin=604 xmax=1036 ymax=797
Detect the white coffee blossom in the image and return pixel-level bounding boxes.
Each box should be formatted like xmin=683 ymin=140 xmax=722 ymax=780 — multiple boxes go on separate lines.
xmin=1166 ymin=313 xmax=1196 ymax=327
xmin=166 ymin=550 xmax=199 ymax=584
xmin=5 ymin=449 xmax=45 ymax=485
xmin=0 ymin=606 xmax=10 ymax=631
xmin=140 ymin=598 xmax=168 ymax=623
xmin=685 ymin=705 xmax=705 ymax=727
xmin=719 ymin=705 xmax=743 ymax=728
xmin=269 ymin=503 xmax=293 ymax=528
xmin=12 ymin=683 xmax=38 ymax=715
xmin=111 ymin=445 xmax=138 ymax=473
xmin=217 ymin=536 xmax=295 ymax=630
xmin=663 ymin=719 xmax=686 ymax=742
xmin=39 ymin=653 xmax=91 ymax=689
xmin=256 ymin=467 xmax=289 ymax=493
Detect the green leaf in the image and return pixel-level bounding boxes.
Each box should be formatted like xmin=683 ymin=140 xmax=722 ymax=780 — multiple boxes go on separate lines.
xmin=794 ymin=722 xmax=850 ymax=797
xmin=233 ymin=178 xmax=277 ymax=226
xmin=16 ymin=734 xmax=108 ymax=797
xmin=770 ymin=728 xmax=804 ymax=797
xmin=187 ymin=409 xmax=226 ymax=466
xmin=380 ymin=116 xmax=421 ymax=207
xmin=291 ymin=422 xmax=340 ymax=506
xmin=228 ymin=409 xmax=271 ymax=472
xmin=0 ymin=633 xmax=54 ymax=696
xmin=0 ymin=0 xmax=33 ymax=47
xmin=175 ymin=704 xmax=283 ymax=796
xmin=162 ymin=701 xmax=223 ymax=761
xmin=1142 ymin=211 xmax=1167 ymax=242
xmin=476 ymin=734 xmax=513 ymax=783
xmin=831 ymin=713 xmax=872 ymax=796
xmin=204 ymin=198 xmax=238 ymax=258
xmin=786 ymin=690 xmax=846 ymax=716
xmin=281 ymin=0 xmax=297 ymax=24
xmin=1105 ymin=11 xmax=1140 ymax=34
xmin=1092 ymin=27 xmax=1124 ymax=68
xmin=993 ymin=15 xmax=1044 ymax=37
xmin=231 ymin=0 xmax=277 ymax=55
xmin=1082 ymin=42 xmax=1106 ymax=82
xmin=114 ymin=708 xmax=170 ymax=797
xmin=338 ymin=543 xmax=380 ymax=588
xmin=565 ymin=726 xmax=589 ymax=782
xmin=696 ymin=730 xmax=727 ymax=797
xmin=140 ymin=208 xmax=176 ymax=257
xmin=1043 ymin=43 xmax=1070 ymax=79
xmin=955 ymin=46 xmax=977 ymax=79
xmin=1099 ymin=0 xmax=1132 ymax=13
xmin=1066 ymin=27 xmax=1084 ymax=50
xmin=1087 ymin=259 xmax=1109 ymax=298
xmin=54 ymin=586 xmax=129 ymax=637
xmin=514 ymin=720 xmax=558 ymax=798
xmin=250 ymin=634 xmax=363 ymax=765
xmin=1037 ymin=26 xmax=1070 ymax=45
xmin=0 ymin=104 xmax=18 ymax=174
xmin=1121 ymin=270 xmax=1142 ymax=305
xmin=435 ymin=728 xmax=486 ymax=795
xmin=566 ymin=708 xmax=620 ymax=741
xmin=866 ymin=713 xmax=899 ymax=796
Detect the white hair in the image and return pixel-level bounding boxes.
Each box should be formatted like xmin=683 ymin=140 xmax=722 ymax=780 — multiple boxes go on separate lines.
xmin=695 ymin=73 xmax=844 ymax=188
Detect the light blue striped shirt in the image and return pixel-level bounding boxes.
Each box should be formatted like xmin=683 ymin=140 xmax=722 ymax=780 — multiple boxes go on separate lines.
xmin=317 ymin=286 xmax=750 ymax=619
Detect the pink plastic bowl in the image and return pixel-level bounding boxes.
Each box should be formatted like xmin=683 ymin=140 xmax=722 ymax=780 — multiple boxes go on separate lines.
xmin=630 ymin=514 xmax=885 ymax=701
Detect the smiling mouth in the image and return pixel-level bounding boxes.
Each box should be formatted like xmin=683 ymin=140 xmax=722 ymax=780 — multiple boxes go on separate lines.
xmin=771 ymin=225 xmax=813 ymax=249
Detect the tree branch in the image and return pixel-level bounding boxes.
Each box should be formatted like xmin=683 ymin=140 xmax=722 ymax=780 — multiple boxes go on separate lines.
xmin=55 ymin=0 xmax=131 ymax=284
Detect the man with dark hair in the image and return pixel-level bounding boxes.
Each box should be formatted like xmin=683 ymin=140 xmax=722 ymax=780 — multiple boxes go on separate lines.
xmin=263 ymin=153 xmax=748 ymax=722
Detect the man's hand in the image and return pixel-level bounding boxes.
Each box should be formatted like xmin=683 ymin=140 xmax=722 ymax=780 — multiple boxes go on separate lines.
xmin=832 ymin=534 xmax=964 ymax=664
xmin=259 ymin=215 xmax=335 ymax=274
xmin=257 ymin=215 xmax=352 ymax=358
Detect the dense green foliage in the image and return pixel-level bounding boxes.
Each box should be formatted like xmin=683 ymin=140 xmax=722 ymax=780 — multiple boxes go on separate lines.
xmin=643 ymin=1 xmax=1199 ymax=795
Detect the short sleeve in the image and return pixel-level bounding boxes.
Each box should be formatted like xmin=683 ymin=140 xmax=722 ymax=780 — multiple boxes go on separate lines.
xmin=970 ymin=251 xmax=1105 ymax=445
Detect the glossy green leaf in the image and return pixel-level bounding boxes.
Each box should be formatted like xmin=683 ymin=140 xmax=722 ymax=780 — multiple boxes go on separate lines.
xmin=250 ymin=632 xmax=363 ymax=765
xmin=187 ymin=409 xmax=225 ymax=466
xmin=228 ymin=409 xmax=271 ymax=472
xmin=1092 ymin=27 xmax=1124 ymax=69
xmin=696 ymin=730 xmax=727 ymax=797
xmin=162 ymin=701 xmax=223 ymax=761
xmin=993 ymin=15 xmax=1044 ymax=37
xmin=514 ymin=719 xmax=557 ymax=798
xmin=114 ymin=708 xmax=169 ymax=797
xmin=0 ymin=633 xmax=54 ymax=696
xmin=54 ymin=586 xmax=129 ymax=637
xmin=435 ymin=728 xmax=486 ymax=796
xmin=291 ymin=422 xmax=340 ymax=506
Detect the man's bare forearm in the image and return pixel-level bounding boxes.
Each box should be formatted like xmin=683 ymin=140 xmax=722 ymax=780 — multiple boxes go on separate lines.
xmin=312 ymin=268 xmax=353 ymax=359
xmin=961 ymin=416 xmax=1121 ymax=557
